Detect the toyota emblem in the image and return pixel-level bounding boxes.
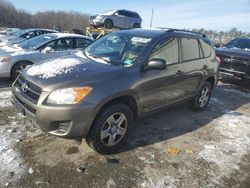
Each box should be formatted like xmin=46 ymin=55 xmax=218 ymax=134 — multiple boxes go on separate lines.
xmin=21 ymin=82 xmax=29 ymax=93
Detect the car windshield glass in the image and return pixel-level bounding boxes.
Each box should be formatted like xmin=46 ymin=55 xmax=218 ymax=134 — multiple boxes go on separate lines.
xmin=18 ymin=35 xmax=55 ymax=50
xmin=225 ymin=38 xmax=250 ymax=50
xmin=84 ymin=33 xmax=152 ymax=67
xmin=12 ymin=30 xmax=28 ymax=37
xmin=102 ymin=10 xmax=117 ymax=15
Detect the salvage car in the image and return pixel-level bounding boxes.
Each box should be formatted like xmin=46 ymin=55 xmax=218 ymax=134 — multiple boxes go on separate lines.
xmin=12 ymin=28 xmax=219 ymax=154
xmin=0 ymin=28 xmax=58 ymax=47
xmin=0 ymin=33 xmax=93 ymax=79
xmin=89 ymin=9 xmax=142 ymax=29
xmin=216 ymin=38 xmax=250 ymax=80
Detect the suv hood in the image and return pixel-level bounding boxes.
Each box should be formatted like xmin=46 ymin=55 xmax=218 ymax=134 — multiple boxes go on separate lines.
xmin=216 ymin=47 xmax=250 ymax=59
xmin=23 ymin=54 xmax=127 ymax=91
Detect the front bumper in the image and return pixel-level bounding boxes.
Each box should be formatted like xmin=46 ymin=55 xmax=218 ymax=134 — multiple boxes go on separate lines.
xmin=219 ymin=68 xmax=250 ymax=80
xmin=89 ymin=19 xmax=104 ymax=27
xmin=11 ymin=86 xmax=97 ymax=139
xmin=0 ymin=62 xmax=11 ymax=78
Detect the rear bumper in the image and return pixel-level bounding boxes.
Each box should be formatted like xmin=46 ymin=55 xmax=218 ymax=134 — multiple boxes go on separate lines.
xmin=11 ymin=87 xmax=97 ymax=139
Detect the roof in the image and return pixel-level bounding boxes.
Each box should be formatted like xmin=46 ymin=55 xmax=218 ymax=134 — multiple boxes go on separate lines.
xmin=22 ymin=28 xmax=58 ymax=33
xmin=115 ymin=28 xmax=209 ymax=40
xmin=49 ymin=32 xmax=92 ymax=40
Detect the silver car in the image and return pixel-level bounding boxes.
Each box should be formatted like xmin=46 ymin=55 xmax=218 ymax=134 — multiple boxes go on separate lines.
xmin=0 ymin=33 xmax=93 ymax=79
xmin=0 ymin=28 xmax=58 ymax=47
xmin=89 ymin=9 xmax=142 ymax=29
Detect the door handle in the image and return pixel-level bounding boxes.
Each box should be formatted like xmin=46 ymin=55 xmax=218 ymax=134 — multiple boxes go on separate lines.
xmin=203 ymin=65 xmax=208 ymax=69
xmin=176 ymin=70 xmax=184 ymax=75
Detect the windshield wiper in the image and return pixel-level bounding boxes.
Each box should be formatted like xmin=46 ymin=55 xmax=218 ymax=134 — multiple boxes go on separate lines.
xmin=83 ymin=51 xmax=111 ymax=64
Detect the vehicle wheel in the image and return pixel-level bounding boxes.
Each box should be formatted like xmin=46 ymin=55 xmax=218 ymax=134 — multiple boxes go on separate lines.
xmin=190 ymin=81 xmax=212 ymax=111
xmin=132 ymin=23 xmax=140 ymax=28
xmin=86 ymin=103 xmax=133 ymax=154
xmin=104 ymin=19 xmax=113 ymax=29
xmin=11 ymin=61 xmax=32 ymax=80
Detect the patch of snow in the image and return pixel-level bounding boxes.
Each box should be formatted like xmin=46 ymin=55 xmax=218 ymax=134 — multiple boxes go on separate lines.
xmin=0 ymin=45 xmax=18 ymax=53
xmin=26 ymin=58 xmax=82 ymax=79
xmin=11 ymin=50 xmax=37 ymax=56
xmin=198 ymin=111 xmax=250 ymax=183
xmin=141 ymin=176 xmax=179 ymax=188
xmin=0 ymin=91 xmax=12 ymax=107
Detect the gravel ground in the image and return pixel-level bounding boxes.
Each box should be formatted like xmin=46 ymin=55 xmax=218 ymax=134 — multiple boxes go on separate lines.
xmin=0 ymin=78 xmax=249 ymax=188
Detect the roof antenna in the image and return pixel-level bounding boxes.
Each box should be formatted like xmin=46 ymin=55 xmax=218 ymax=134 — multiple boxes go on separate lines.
xmin=150 ymin=8 xmax=154 ymax=28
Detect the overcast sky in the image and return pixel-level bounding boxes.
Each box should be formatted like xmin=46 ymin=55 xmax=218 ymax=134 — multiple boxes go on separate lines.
xmin=8 ymin=0 xmax=250 ymax=31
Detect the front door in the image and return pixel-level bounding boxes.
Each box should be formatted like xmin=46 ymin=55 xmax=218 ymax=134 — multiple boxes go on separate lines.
xmin=141 ymin=37 xmax=187 ymax=113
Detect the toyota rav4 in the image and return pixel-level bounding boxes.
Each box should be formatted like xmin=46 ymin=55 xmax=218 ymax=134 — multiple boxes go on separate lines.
xmin=12 ymin=28 xmax=219 ymax=154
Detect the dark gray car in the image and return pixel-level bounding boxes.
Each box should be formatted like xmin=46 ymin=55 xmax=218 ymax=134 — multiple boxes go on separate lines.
xmin=12 ymin=28 xmax=219 ymax=154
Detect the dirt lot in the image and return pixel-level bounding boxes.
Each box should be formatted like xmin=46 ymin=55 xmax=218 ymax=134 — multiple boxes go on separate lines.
xmin=0 ymin=78 xmax=250 ymax=188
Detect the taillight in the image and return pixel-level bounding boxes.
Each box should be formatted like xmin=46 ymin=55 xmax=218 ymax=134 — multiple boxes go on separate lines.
xmin=215 ymin=56 xmax=221 ymax=64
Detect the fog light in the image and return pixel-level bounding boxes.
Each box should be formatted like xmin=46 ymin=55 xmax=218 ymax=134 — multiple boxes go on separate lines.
xmin=58 ymin=122 xmax=71 ymax=134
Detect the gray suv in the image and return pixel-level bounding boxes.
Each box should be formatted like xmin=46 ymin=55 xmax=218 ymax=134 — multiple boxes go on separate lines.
xmin=89 ymin=9 xmax=142 ymax=29
xmin=12 ymin=28 xmax=219 ymax=154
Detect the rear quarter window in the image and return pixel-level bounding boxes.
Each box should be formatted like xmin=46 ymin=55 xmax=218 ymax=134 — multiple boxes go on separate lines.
xmin=200 ymin=39 xmax=211 ymax=58
xmin=181 ymin=38 xmax=200 ymax=61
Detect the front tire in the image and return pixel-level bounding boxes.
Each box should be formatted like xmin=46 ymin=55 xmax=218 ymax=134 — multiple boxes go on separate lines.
xmin=190 ymin=81 xmax=212 ymax=111
xmin=11 ymin=61 xmax=33 ymax=80
xmin=86 ymin=103 xmax=133 ymax=154
xmin=104 ymin=19 xmax=113 ymax=29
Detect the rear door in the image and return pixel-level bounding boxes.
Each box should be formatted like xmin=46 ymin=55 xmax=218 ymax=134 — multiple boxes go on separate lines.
xmin=141 ymin=37 xmax=187 ymax=113
xmin=180 ymin=37 xmax=206 ymax=97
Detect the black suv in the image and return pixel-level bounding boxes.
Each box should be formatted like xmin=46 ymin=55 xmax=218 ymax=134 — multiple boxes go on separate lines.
xmin=216 ymin=38 xmax=250 ymax=80
xmin=12 ymin=28 xmax=219 ymax=154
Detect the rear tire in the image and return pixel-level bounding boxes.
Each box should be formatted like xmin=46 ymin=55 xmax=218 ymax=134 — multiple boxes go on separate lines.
xmin=86 ymin=103 xmax=133 ymax=154
xmin=104 ymin=19 xmax=113 ymax=29
xmin=11 ymin=61 xmax=32 ymax=80
xmin=190 ymin=81 xmax=212 ymax=111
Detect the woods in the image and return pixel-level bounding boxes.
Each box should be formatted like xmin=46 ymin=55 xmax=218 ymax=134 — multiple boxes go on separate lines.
xmin=0 ymin=0 xmax=89 ymax=31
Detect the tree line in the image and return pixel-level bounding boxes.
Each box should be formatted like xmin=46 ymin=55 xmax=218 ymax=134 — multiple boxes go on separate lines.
xmin=0 ymin=0 xmax=89 ymax=32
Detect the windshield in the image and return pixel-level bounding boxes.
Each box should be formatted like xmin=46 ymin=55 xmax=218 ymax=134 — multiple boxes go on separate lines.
xmin=101 ymin=10 xmax=117 ymax=15
xmin=84 ymin=33 xmax=152 ymax=67
xmin=18 ymin=35 xmax=55 ymax=50
xmin=225 ymin=38 xmax=250 ymax=50
xmin=12 ymin=29 xmax=28 ymax=37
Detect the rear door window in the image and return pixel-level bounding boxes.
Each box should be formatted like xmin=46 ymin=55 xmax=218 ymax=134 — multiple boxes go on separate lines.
xmin=181 ymin=38 xmax=200 ymax=61
xmin=150 ymin=38 xmax=179 ymax=65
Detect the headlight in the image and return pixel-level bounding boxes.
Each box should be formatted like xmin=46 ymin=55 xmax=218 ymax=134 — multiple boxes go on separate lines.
xmin=47 ymin=87 xmax=92 ymax=105
xmin=96 ymin=15 xmax=102 ymax=20
xmin=0 ymin=56 xmax=11 ymax=63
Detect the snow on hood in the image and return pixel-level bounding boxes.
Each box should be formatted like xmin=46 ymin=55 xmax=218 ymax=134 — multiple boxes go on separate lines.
xmin=0 ymin=45 xmax=19 ymax=53
xmin=11 ymin=50 xmax=37 ymax=56
xmin=26 ymin=58 xmax=83 ymax=79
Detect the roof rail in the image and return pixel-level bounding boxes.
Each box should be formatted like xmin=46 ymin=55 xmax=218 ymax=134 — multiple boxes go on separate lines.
xmin=157 ymin=27 xmax=206 ymax=38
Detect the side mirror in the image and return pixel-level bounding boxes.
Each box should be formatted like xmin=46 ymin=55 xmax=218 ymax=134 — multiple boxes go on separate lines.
xmin=42 ymin=46 xmax=53 ymax=54
xmin=145 ymin=58 xmax=167 ymax=70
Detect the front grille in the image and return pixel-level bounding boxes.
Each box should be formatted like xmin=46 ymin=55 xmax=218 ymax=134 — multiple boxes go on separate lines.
xmin=14 ymin=94 xmax=36 ymax=114
xmin=14 ymin=76 xmax=42 ymax=104
xmin=219 ymin=54 xmax=249 ymax=73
